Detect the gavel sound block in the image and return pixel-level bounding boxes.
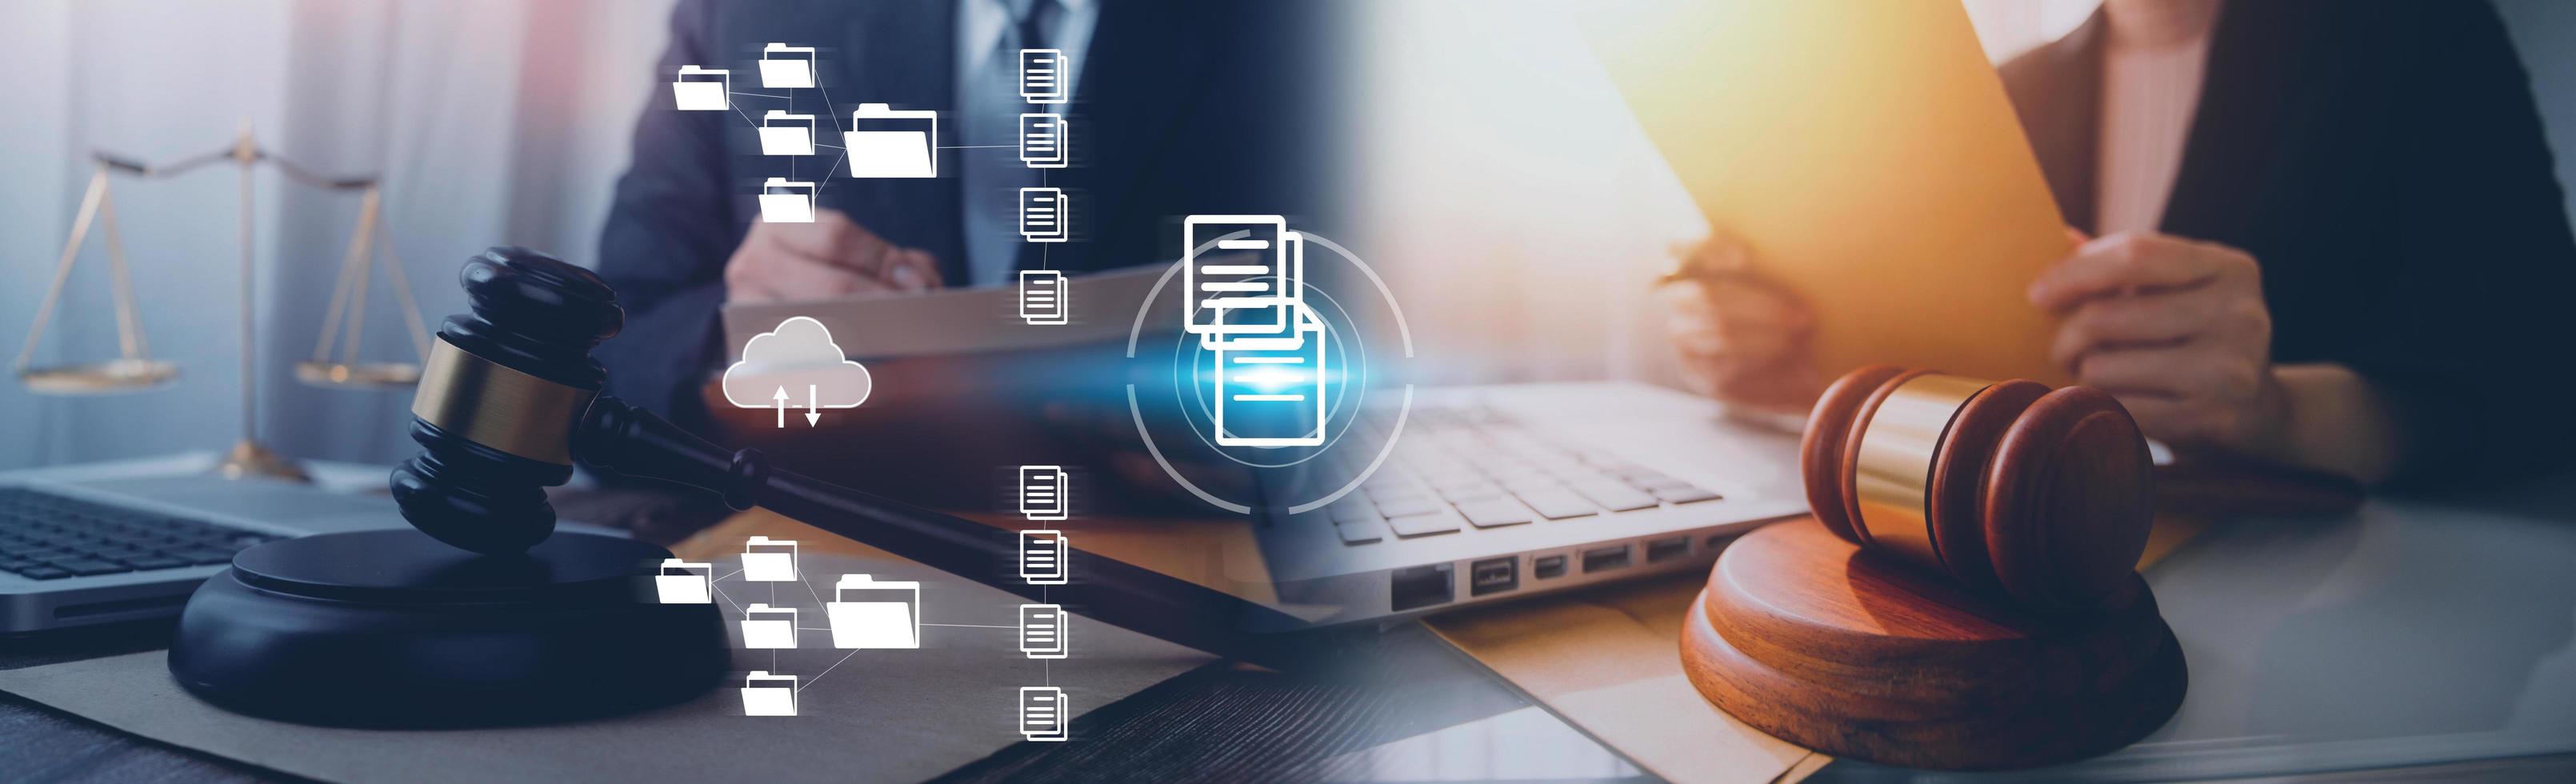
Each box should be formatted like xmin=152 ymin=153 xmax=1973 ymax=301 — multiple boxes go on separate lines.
xmin=1680 ymin=366 xmax=2186 ymax=770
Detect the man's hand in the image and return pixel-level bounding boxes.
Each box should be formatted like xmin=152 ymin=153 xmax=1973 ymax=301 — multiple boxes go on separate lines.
xmin=2028 ymin=231 xmax=2286 ymax=454
xmin=1657 ymin=234 xmax=1823 ymax=415
xmin=724 ymin=210 xmax=943 ymax=304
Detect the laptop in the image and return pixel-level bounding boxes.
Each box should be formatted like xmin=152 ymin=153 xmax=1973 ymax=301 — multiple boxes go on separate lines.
xmin=1252 ymin=382 xmax=1810 ymax=625
xmin=0 ymin=474 xmax=408 ymax=633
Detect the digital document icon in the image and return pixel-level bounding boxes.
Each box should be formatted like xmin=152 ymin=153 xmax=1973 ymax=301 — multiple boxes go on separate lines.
xmin=720 ymin=316 xmax=873 ymax=427
xmin=1020 ymin=530 xmax=1068 ymax=585
xmin=1018 ymin=466 xmax=1069 ymax=521
xmin=1018 ymin=603 xmax=1069 ymax=659
xmin=1019 ymin=113 xmax=1066 ymax=169
xmin=846 ymin=103 xmax=938 ymax=178
xmin=654 ymin=559 xmax=712 ymax=604
xmin=759 ymin=111 xmax=817 ymax=156
xmin=758 ymin=178 xmax=817 ymax=223
xmin=1018 ymin=49 xmax=1070 ymax=104
xmin=1018 ymin=187 xmax=1068 ymax=243
xmin=758 ymin=42 xmax=816 ymax=89
xmin=740 ymin=535 xmax=800 ymax=582
xmin=671 ymin=65 xmax=728 ymax=110
xmin=741 ymin=603 xmax=800 ymax=649
xmin=1212 ymin=302 xmax=1329 ymax=447
xmin=1018 ymin=270 xmax=1068 ymax=326
xmin=1183 ymin=215 xmax=1306 ymax=348
xmin=826 ymin=574 xmax=922 ymax=650
xmin=1019 ymin=686 xmax=1069 ymax=741
xmin=742 ymin=671 xmax=798 ymax=716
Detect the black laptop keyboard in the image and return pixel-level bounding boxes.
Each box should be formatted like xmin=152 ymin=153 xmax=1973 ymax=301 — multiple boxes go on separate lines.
xmin=0 ymin=486 xmax=278 ymax=580
xmin=1322 ymin=403 xmax=1724 ymax=544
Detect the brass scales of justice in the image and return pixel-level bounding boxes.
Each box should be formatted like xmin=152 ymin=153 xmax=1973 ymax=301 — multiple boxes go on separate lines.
xmin=12 ymin=127 xmax=432 ymax=482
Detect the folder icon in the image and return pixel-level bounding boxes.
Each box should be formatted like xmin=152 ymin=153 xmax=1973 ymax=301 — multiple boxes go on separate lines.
xmin=742 ymin=671 xmax=798 ymax=716
xmin=826 ymin=574 xmax=922 ymax=650
xmin=654 ymin=558 xmax=711 ymax=604
xmin=671 ymin=65 xmax=728 ymax=111
xmin=758 ymin=42 xmax=816 ymax=89
xmin=845 ymin=103 xmax=938 ymax=178
xmin=758 ymin=178 xmax=817 ymax=224
xmin=759 ymin=111 xmax=816 ymax=156
xmin=741 ymin=535 xmax=800 ymax=582
xmin=741 ymin=603 xmax=800 ymax=649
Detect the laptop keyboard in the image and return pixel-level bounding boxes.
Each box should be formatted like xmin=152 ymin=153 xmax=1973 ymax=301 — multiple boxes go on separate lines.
xmin=0 ymin=486 xmax=278 ymax=580
xmin=1323 ymin=404 xmax=1722 ymax=545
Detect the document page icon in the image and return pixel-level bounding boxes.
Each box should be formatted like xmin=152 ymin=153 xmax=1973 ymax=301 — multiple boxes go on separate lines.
xmin=1019 ymin=530 xmax=1068 ymax=585
xmin=1019 ymin=113 xmax=1066 ymax=168
xmin=1018 ymin=49 xmax=1070 ymax=104
xmin=1018 ymin=603 xmax=1069 ymax=659
xmin=1018 ymin=465 xmax=1069 ymax=521
xmin=1184 ymin=215 xmax=1304 ymax=346
xmin=1019 ymin=686 xmax=1069 ymax=741
xmin=846 ymin=103 xmax=938 ymax=178
xmin=1018 ymin=270 xmax=1067 ymax=326
xmin=1212 ymin=303 xmax=1329 ymax=447
xmin=1018 ymin=187 xmax=1068 ymax=243
xmin=826 ymin=574 xmax=922 ymax=650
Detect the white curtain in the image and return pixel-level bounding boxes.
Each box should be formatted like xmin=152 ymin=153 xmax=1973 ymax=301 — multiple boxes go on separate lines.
xmin=0 ymin=0 xmax=673 ymax=470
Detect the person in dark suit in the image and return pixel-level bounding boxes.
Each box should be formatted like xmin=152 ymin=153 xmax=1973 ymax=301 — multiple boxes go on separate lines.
xmin=1662 ymin=0 xmax=2576 ymax=486
xmin=593 ymin=0 xmax=1341 ymax=434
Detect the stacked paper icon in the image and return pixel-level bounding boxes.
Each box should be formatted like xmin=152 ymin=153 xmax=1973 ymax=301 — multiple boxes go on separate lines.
xmin=1182 ymin=215 xmax=1332 ymax=448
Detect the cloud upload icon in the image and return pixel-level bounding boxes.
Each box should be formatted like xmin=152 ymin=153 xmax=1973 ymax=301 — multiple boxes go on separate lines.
xmin=722 ymin=316 xmax=872 ymax=426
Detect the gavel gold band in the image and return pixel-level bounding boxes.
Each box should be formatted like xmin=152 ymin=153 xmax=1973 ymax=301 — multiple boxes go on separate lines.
xmin=410 ymin=338 xmax=594 ymax=466
xmin=1852 ymin=374 xmax=1992 ymax=570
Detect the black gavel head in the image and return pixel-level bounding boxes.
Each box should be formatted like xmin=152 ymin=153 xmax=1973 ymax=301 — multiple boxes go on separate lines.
xmin=1800 ymin=365 xmax=2155 ymax=614
xmin=390 ymin=248 xmax=622 ymax=554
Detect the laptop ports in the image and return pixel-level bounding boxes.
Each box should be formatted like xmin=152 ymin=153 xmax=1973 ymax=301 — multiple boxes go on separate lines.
xmin=1582 ymin=545 xmax=1630 ymax=574
xmin=1646 ymin=536 xmax=1690 ymax=564
xmin=1532 ymin=554 xmax=1568 ymax=580
xmin=1390 ymin=563 xmax=1454 ymax=611
xmin=1470 ymin=558 xmax=1518 ymax=596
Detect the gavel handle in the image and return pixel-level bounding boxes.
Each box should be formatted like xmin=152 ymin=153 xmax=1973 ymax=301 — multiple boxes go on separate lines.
xmin=575 ymin=395 xmax=1351 ymax=669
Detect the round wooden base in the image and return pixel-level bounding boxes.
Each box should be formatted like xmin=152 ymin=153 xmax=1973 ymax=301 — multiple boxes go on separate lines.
xmin=1682 ymin=520 xmax=2185 ymax=770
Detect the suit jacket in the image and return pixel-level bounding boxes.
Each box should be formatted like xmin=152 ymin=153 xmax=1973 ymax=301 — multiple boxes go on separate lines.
xmin=1999 ymin=0 xmax=2576 ymax=484
xmin=592 ymin=0 xmax=1342 ymax=432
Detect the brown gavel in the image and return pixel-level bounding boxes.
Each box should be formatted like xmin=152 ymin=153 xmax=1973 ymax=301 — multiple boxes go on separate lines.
xmin=1799 ymin=365 xmax=2156 ymax=614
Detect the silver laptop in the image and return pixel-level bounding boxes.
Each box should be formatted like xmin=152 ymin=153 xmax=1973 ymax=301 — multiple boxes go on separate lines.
xmin=0 ymin=474 xmax=407 ymax=633
xmin=1254 ymin=382 xmax=1810 ymax=625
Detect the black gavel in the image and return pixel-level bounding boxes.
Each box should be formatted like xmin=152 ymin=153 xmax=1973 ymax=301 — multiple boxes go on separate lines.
xmin=389 ymin=247 xmax=1340 ymax=666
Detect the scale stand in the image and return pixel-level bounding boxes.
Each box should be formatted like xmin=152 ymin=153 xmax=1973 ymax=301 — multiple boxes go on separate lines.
xmin=14 ymin=127 xmax=431 ymax=482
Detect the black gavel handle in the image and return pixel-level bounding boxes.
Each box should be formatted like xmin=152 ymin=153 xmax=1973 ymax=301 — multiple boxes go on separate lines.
xmin=576 ymin=395 xmax=1355 ymax=670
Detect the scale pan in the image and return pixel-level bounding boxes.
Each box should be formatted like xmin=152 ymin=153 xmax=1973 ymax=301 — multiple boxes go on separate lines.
xmin=19 ymin=358 xmax=179 ymax=394
xmin=294 ymin=361 xmax=421 ymax=389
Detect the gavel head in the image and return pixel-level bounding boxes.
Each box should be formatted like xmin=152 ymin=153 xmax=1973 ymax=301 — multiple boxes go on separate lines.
xmin=1801 ymin=366 xmax=2154 ymax=614
xmin=390 ymin=248 xmax=622 ymax=554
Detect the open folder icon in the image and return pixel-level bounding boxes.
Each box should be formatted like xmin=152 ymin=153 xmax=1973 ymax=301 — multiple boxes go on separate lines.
xmin=741 ymin=535 xmax=800 ymax=582
xmin=741 ymin=603 xmax=800 ymax=649
xmin=742 ymin=671 xmax=798 ymax=716
xmin=758 ymin=178 xmax=816 ymax=224
xmin=758 ymin=42 xmax=815 ymax=89
xmin=671 ymin=65 xmax=727 ymax=111
xmin=845 ymin=103 xmax=938 ymax=178
xmin=654 ymin=559 xmax=711 ymax=604
xmin=759 ymin=111 xmax=816 ymax=156
xmin=826 ymin=574 xmax=922 ymax=650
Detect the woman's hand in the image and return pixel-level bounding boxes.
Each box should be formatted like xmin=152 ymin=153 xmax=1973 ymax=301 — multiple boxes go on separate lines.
xmin=2028 ymin=230 xmax=2288 ymax=454
xmin=1657 ymin=234 xmax=1823 ymax=415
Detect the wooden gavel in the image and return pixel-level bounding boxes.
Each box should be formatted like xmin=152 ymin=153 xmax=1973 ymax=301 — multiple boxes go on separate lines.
xmin=1799 ymin=365 xmax=2155 ymax=614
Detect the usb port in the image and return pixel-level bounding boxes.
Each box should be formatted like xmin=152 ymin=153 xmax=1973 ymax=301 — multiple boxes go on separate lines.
xmin=1646 ymin=536 xmax=1690 ymax=563
xmin=1470 ymin=558 xmax=1518 ymax=596
xmin=1390 ymin=564 xmax=1454 ymax=611
xmin=1582 ymin=545 xmax=1630 ymax=574
xmin=1532 ymin=554 xmax=1568 ymax=579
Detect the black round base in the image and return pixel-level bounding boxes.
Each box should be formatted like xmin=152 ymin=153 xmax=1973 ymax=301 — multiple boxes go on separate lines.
xmin=168 ymin=530 xmax=727 ymax=728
